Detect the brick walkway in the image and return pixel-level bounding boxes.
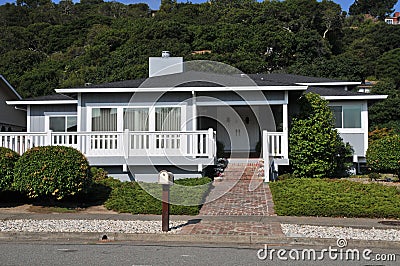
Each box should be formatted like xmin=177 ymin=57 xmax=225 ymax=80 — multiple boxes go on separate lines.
xmin=179 ymin=162 xmax=283 ymax=237
xmin=199 ymin=163 xmax=276 ymax=216
xmin=179 ymin=221 xmax=283 ymax=237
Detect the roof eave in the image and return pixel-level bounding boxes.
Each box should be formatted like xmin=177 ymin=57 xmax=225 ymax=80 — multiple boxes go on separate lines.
xmin=321 ymin=95 xmax=388 ymax=100
xmin=297 ymin=82 xmax=362 ymax=86
xmin=0 ymin=75 xmax=22 ymax=100
xmin=56 ymin=85 xmax=308 ymax=93
xmin=6 ymin=100 xmax=78 ymax=105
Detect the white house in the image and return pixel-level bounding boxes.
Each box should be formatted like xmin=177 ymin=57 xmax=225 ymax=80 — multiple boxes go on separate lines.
xmin=2 ymin=53 xmax=387 ymax=182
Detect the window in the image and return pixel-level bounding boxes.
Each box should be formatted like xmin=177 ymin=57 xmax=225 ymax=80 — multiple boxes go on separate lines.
xmin=92 ymin=108 xmax=117 ymax=131
xmin=330 ymin=106 xmax=342 ymax=128
xmin=123 ymin=108 xmax=149 ymax=131
xmin=330 ymin=105 xmax=362 ymax=128
xmin=155 ymin=107 xmax=181 ymax=131
xmin=49 ymin=116 xmax=77 ymax=132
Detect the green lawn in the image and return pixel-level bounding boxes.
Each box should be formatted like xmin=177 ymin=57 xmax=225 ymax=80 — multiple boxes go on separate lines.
xmin=96 ymin=177 xmax=213 ymax=215
xmin=269 ymin=178 xmax=400 ymax=218
xmin=0 ymin=176 xmax=212 ymax=216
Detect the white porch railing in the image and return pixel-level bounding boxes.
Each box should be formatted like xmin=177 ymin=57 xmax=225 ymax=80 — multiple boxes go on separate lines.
xmin=0 ymin=129 xmax=216 ymax=159
xmin=262 ymin=131 xmax=288 ymax=182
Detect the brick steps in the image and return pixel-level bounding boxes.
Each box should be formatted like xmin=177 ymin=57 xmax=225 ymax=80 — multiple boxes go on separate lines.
xmin=221 ymin=162 xmax=262 ymax=180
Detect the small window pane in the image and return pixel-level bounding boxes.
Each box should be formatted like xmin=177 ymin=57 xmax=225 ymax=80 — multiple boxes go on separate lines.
xmin=123 ymin=108 xmax=149 ymax=131
xmin=330 ymin=106 xmax=342 ymax=128
xmin=50 ymin=117 xmax=65 ymax=132
xmin=343 ymin=105 xmax=361 ymax=128
xmin=156 ymin=107 xmax=181 ymax=131
xmin=92 ymin=108 xmax=117 ymax=131
xmin=66 ymin=116 xmax=77 ymax=132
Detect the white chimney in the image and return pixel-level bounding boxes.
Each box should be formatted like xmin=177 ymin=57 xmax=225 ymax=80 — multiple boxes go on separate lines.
xmin=149 ymin=51 xmax=183 ymax=77
xmin=161 ymin=51 xmax=170 ymax=58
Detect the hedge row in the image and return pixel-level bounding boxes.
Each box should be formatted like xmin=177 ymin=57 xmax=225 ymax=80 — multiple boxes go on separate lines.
xmin=0 ymin=146 xmax=91 ymax=200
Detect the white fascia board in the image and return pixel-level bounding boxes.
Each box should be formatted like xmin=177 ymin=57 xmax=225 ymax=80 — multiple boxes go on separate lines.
xmin=322 ymin=95 xmax=388 ymax=100
xmin=296 ymin=82 xmax=361 ymax=86
xmin=56 ymin=85 xmax=308 ymax=93
xmin=6 ymin=100 xmax=78 ymax=105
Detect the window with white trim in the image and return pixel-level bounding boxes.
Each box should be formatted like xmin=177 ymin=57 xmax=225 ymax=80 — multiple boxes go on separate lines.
xmin=155 ymin=107 xmax=181 ymax=131
xmin=92 ymin=108 xmax=117 ymax=131
xmin=123 ymin=108 xmax=149 ymax=131
xmin=49 ymin=116 xmax=77 ymax=132
xmin=330 ymin=105 xmax=362 ymax=128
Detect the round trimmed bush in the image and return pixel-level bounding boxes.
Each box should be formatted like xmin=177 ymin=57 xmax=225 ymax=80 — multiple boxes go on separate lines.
xmin=13 ymin=146 xmax=91 ymax=200
xmin=0 ymin=147 xmax=19 ymax=191
xmin=366 ymin=135 xmax=400 ymax=176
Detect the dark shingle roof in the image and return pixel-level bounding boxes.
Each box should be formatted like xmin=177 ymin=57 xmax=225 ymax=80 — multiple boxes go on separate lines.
xmin=78 ymin=72 xmax=347 ymax=89
xmin=22 ymin=94 xmax=76 ymax=101
xmin=256 ymin=73 xmax=342 ymax=84
xmin=307 ymin=87 xmax=366 ymax=97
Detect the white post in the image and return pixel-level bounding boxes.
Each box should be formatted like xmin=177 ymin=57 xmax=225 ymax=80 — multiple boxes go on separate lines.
xmin=46 ymin=130 xmax=53 ymax=146
xmin=208 ymin=128 xmax=214 ymax=158
xmin=123 ymin=129 xmax=129 ymax=159
xmin=263 ymin=130 xmax=270 ymax=183
xmin=283 ymin=92 xmax=289 ymax=159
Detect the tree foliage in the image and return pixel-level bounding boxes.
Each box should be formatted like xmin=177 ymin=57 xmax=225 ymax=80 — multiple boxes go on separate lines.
xmin=289 ymin=93 xmax=353 ymax=178
xmin=0 ymin=0 xmax=398 ymax=104
xmin=366 ymin=135 xmax=400 ymax=176
xmin=0 ymin=147 xmax=19 ymax=191
xmin=349 ymin=0 xmax=397 ymax=19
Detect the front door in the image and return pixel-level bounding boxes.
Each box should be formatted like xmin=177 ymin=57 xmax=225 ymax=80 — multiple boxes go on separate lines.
xmin=217 ymin=106 xmax=259 ymax=152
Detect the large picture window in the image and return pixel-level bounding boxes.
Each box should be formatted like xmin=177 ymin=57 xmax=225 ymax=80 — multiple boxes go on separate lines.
xmin=330 ymin=105 xmax=362 ymax=128
xmin=155 ymin=107 xmax=181 ymax=131
xmin=92 ymin=108 xmax=117 ymax=131
xmin=49 ymin=116 xmax=77 ymax=132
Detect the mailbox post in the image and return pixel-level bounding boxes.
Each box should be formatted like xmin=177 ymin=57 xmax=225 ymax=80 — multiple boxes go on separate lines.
xmin=158 ymin=170 xmax=174 ymax=232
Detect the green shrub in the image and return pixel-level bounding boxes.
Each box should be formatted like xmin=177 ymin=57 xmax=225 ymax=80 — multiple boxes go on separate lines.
xmin=102 ymin=177 xmax=212 ymax=215
xmin=289 ymin=93 xmax=353 ymax=178
xmin=90 ymin=167 xmax=108 ymax=181
xmin=0 ymin=147 xmax=19 ymax=191
xmin=366 ymin=135 xmax=400 ymax=176
xmin=270 ymin=178 xmax=400 ymax=218
xmin=278 ymin=173 xmax=296 ymax=181
xmin=368 ymin=172 xmax=381 ymax=181
xmin=13 ymin=146 xmax=91 ymax=200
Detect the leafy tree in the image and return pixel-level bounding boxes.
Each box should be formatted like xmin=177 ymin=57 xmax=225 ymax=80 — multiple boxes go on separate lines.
xmin=375 ymin=48 xmax=400 ymax=87
xmin=289 ymin=93 xmax=353 ymax=178
xmin=349 ymin=0 xmax=397 ymax=19
xmin=369 ymin=80 xmax=400 ymax=131
xmin=367 ymin=135 xmax=400 ymax=176
xmin=369 ymin=127 xmax=397 ymax=144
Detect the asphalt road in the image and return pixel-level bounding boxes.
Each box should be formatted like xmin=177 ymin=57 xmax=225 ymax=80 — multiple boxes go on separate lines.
xmin=0 ymin=241 xmax=398 ymax=266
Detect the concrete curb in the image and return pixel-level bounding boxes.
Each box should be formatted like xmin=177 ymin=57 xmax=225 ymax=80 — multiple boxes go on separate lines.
xmin=1 ymin=231 xmax=400 ymax=249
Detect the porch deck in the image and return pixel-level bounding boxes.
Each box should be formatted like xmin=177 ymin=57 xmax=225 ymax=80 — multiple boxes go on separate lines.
xmin=0 ymin=130 xmax=288 ymax=181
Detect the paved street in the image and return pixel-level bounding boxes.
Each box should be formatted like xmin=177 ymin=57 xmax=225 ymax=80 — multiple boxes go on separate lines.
xmin=0 ymin=242 xmax=398 ymax=266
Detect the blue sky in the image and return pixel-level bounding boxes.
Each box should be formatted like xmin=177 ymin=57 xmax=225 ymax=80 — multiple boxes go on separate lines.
xmin=0 ymin=0 xmax=399 ymax=12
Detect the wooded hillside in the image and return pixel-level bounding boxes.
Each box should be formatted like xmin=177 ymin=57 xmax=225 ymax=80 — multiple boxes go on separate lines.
xmin=1 ymin=0 xmax=399 ymax=130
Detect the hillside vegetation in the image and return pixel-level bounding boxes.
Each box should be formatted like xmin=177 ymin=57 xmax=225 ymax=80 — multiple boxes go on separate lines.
xmin=1 ymin=0 xmax=400 ymax=129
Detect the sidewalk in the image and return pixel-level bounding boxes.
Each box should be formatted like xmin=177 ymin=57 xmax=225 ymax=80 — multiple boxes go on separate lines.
xmin=1 ymin=163 xmax=400 ymax=247
xmin=1 ymin=209 xmax=400 ymax=247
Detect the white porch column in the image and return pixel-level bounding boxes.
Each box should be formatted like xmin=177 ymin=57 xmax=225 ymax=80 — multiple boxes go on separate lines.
xmin=208 ymin=128 xmax=214 ymax=158
xmin=192 ymin=90 xmax=197 ymax=131
xmin=283 ymin=91 xmax=289 ymax=159
xmin=77 ymin=93 xmax=82 ymax=132
xmin=263 ymin=130 xmax=270 ymax=183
